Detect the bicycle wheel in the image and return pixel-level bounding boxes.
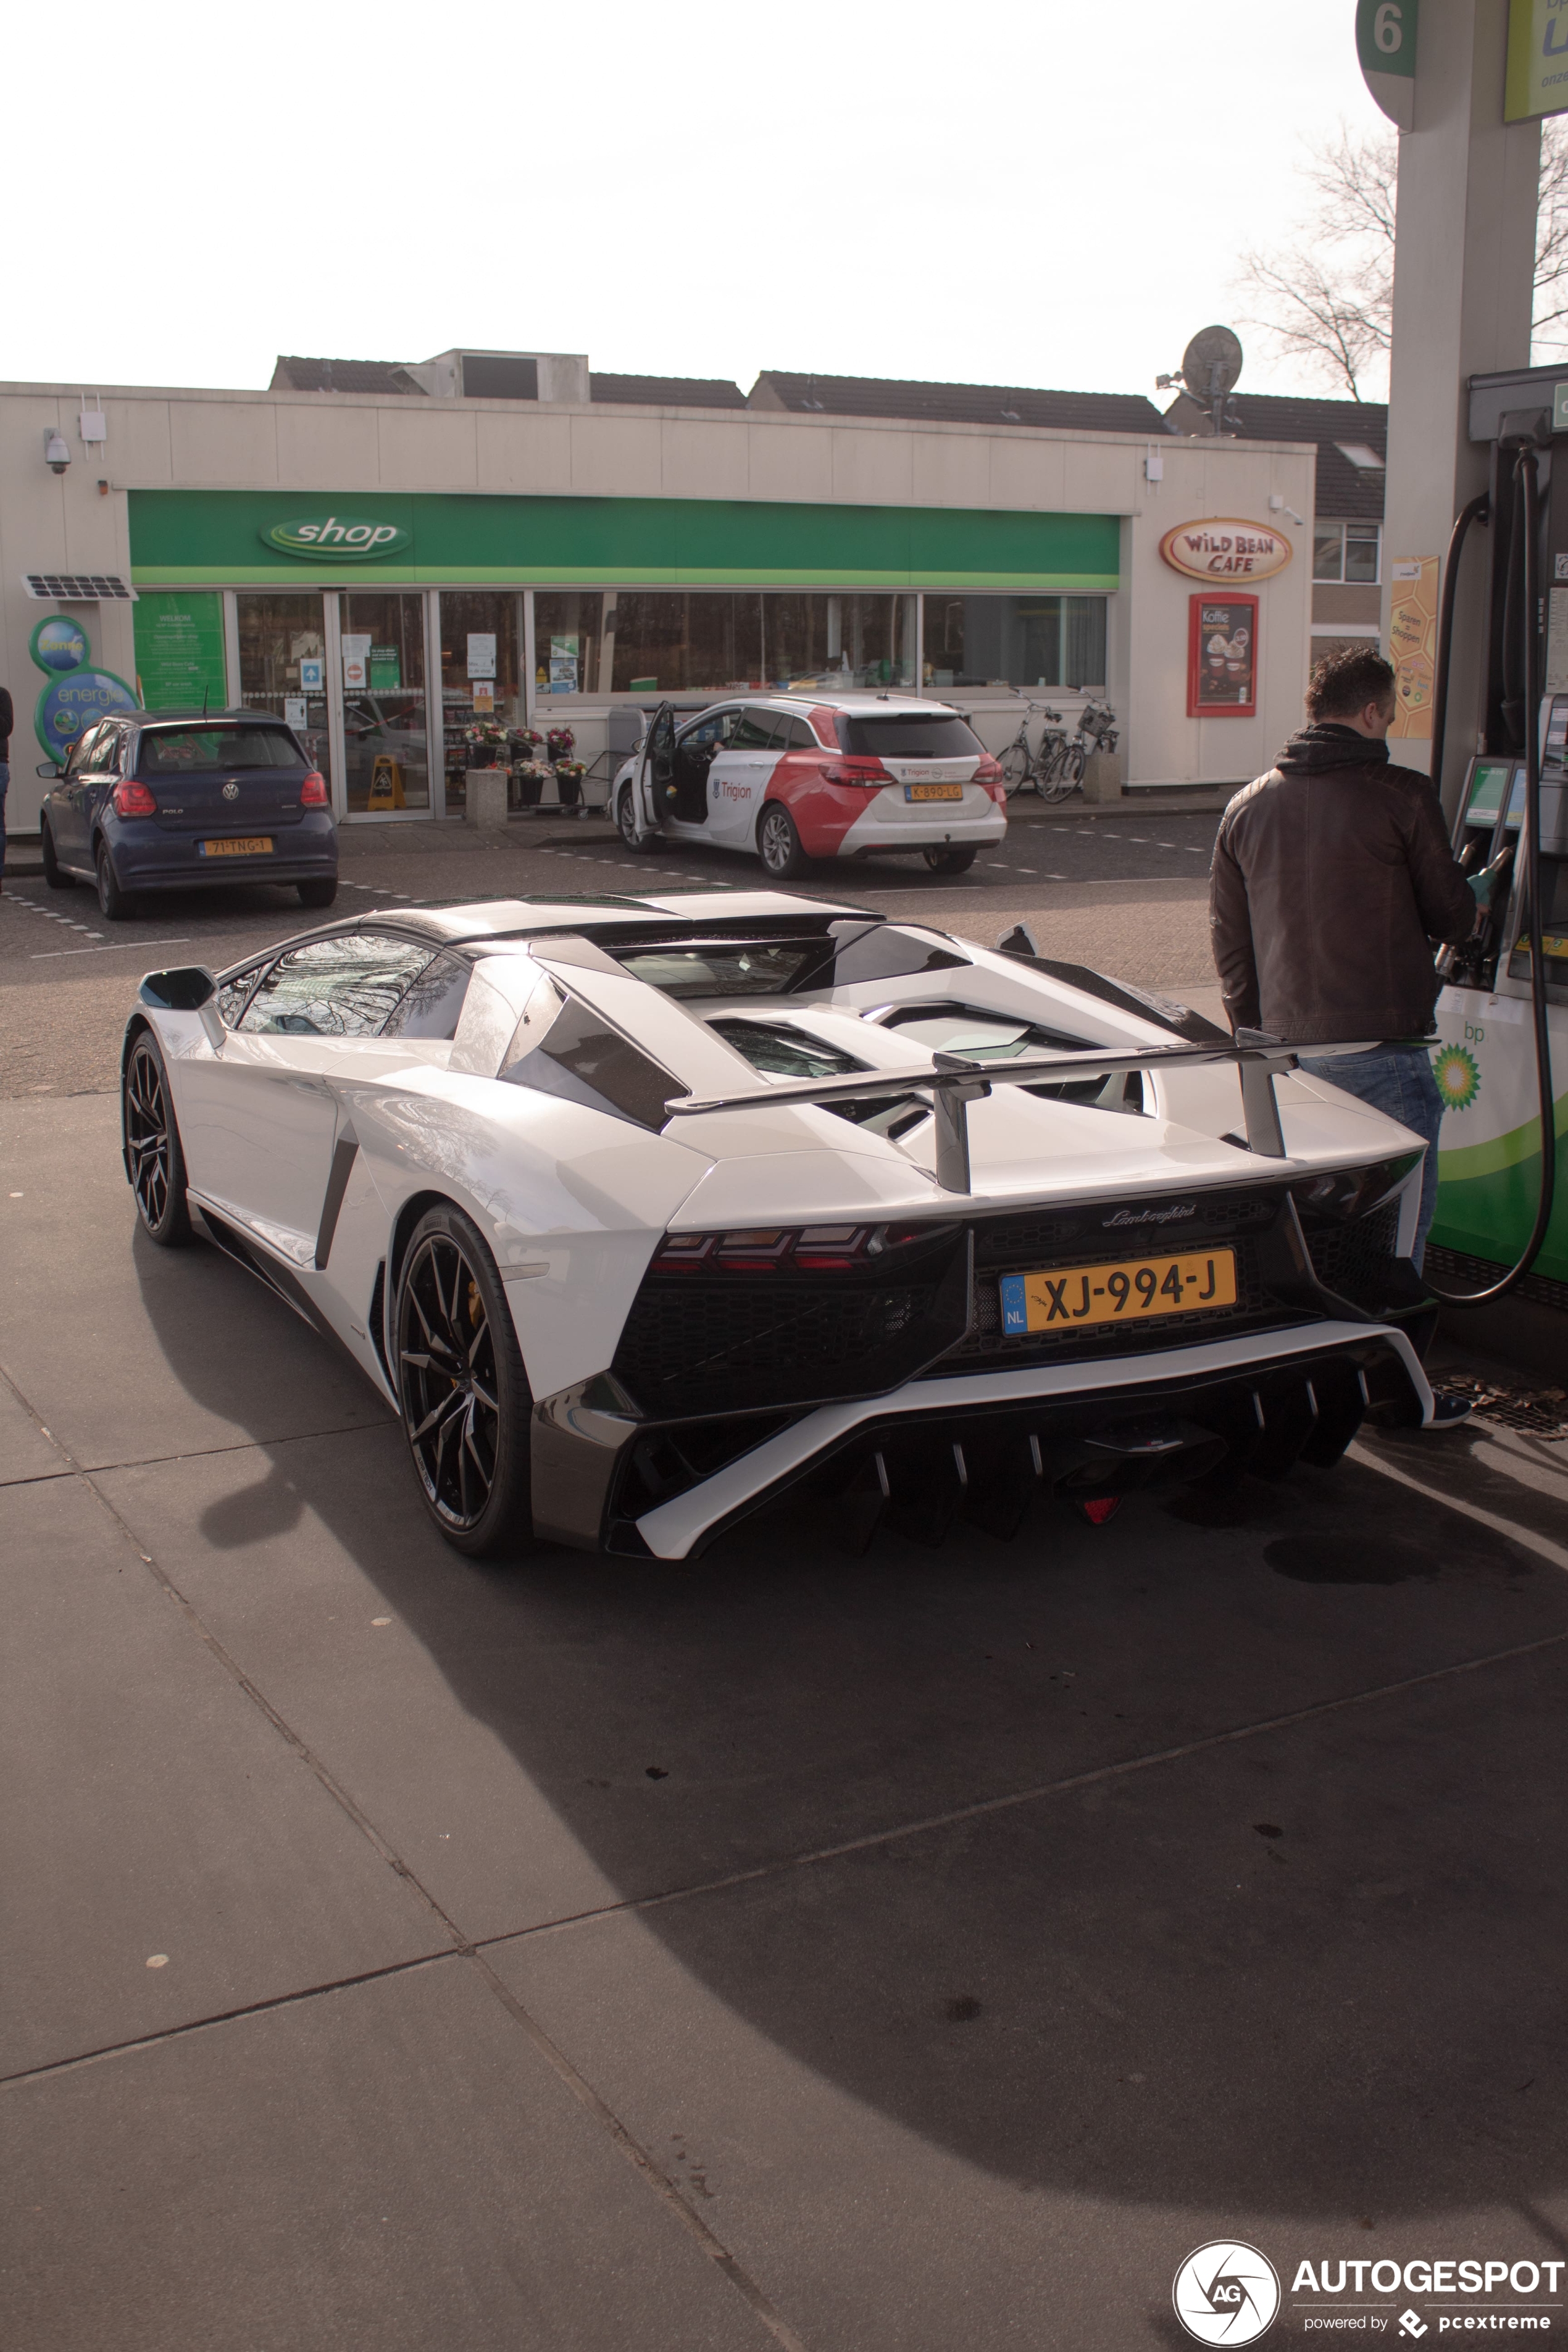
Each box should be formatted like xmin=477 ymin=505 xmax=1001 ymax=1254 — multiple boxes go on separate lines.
xmin=999 ymin=743 xmax=1033 ymax=796
xmin=1046 ymin=744 xmax=1086 ymax=801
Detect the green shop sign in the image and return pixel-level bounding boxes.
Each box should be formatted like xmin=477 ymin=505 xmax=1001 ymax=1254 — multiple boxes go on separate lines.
xmin=264 ymin=514 xmax=413 ymax=560
xmin=131 ymin=490 xmax=1119 ymax=594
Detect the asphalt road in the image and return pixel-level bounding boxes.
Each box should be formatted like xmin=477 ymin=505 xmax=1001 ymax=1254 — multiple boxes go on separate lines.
xmin=0 ymin=803 xmax=1223 ymax=1098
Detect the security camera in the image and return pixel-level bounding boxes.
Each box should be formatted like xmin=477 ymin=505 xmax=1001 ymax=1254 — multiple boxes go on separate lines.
xmin=44 ymin=430 xmax=70 ymax=475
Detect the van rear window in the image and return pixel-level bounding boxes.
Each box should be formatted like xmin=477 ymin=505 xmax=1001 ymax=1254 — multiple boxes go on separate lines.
xmin=835 ymin=714 xmax=982 ymax=757
xmin=138 ymin=727 xmax=303 ymax=775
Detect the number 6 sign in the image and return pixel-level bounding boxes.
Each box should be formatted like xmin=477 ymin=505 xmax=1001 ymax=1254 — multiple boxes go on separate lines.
xmin=1356 ymin=0 xmax=1417 ymax=128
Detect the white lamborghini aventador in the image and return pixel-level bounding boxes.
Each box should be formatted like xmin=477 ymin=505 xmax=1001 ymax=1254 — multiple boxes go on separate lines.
xmin=121 ymin=890 xmax=1440 ymax=1561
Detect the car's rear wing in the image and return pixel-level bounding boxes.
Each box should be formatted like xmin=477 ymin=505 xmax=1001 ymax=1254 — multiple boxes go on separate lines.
xmin=665 ymin=1035 xmax=1375 ymax=1194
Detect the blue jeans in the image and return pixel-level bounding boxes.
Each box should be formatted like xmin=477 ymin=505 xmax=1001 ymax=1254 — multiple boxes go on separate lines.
xmin=1296 ymin=1045 xmax=1443 ymax=1269
xmin=0 ymin=761 xmax=8 ymax=882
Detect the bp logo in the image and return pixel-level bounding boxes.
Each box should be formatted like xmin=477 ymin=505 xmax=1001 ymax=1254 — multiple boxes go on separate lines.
xmin=1432 ymin=1042 xmax=1480 ymax=1112
xmin=262 ymin=514 xmax=411 ymax=561
xmin=1173 ymin=2241 xmax=1281 ymax=2344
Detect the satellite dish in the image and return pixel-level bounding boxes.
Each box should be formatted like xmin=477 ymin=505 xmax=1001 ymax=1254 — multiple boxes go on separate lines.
xmin=1181 ymin=325 xmax=1243 ymax=398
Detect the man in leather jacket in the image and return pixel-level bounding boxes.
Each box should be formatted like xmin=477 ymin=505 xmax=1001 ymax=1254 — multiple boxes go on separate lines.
xmin=1211 ymin=648 xmax=1496 ymax=1346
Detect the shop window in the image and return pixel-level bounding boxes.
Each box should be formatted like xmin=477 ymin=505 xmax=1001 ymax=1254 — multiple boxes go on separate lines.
xmin=606 ymin=592 xmax=915 ymax=695
xmin=920 ymin=594 xmax=1107 ymax=690
xmin=236 ymin=593 xmax=330 ymax=778
xmin=534 ymin=591 xmax=605 ymax=698
xmin=341 ymin=592 xmax=430 ymax=814
xmin=439 ymin=591 xmax=523 ymax=811
xmin=1312 ymin=523 xmax=1381 ymax=585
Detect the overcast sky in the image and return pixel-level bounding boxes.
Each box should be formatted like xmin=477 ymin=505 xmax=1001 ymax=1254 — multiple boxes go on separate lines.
xmin=10 ymin=0 xmax=1388 ymax=404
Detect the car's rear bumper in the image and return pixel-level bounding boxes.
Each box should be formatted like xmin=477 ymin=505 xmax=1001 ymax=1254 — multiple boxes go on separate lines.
xmin=836 ymin=811 xmax=1006 ymax=855
xmin=530 ymin=1320 xmax=1432 ymax=1560
xmin=101 ymin=813 xmax=338 ymax=888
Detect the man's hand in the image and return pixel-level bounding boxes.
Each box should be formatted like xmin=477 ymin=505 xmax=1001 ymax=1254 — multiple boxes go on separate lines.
xmin=1467 ymin=844 xmax=1514 ymax=926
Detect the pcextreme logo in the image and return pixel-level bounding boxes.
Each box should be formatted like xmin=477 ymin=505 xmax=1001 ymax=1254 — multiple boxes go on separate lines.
xmin=1174 ymin=2241 xmax=1282 ymax=2345
xmin=262 ymin=515 xmax=411 ymax=561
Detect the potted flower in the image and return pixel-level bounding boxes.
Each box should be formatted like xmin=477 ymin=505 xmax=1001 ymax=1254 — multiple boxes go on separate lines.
xmin=463 ymin=720 xmax=508 ymax=768
xmin=509 ymin=726 xmax=544 ymax=758
xmin=553 ymin=757 xmax=587 ymax=811
xmin=546 ymin=725 xmax=576 ymax=764
xmin=512 ymin=759 xmax=553 ymax=812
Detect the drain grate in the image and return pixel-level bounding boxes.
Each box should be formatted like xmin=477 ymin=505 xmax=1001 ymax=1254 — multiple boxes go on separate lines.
xmin=1441 ymin=1372 xmax=1568 ymax=1438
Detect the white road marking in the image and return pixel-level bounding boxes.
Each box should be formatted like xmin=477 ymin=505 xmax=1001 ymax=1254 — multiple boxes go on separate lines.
xmin=33 ymin=937 xmax=191 ymax=960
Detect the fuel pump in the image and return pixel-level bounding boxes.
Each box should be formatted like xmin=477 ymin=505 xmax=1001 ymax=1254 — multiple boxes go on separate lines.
xmin=1423 ymin=365 xmax=1567 ymax=1299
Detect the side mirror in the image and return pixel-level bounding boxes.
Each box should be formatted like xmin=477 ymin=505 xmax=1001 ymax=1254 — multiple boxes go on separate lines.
xmin=139 ymin=965 xmax=217 ymax=1011
xmin=36 ymin=762 xmax=60 ymax=780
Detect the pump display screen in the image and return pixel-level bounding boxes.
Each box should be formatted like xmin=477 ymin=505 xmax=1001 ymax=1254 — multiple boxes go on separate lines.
xmin=1465 ymin=759 xmax=1525 ymax=830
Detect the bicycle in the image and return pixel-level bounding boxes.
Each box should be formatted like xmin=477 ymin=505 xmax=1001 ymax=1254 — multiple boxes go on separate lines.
xmin=998 ymin=691 xmax=1071 ymax=800
xmin=1064 ymin=696 xmax=1119 ymax=785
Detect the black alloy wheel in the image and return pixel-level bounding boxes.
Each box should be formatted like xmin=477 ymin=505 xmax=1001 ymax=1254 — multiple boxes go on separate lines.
xmin=40 ymin=818 xmax=72 ymax=890
xmin=757 ymin=801 xmax=809 ymax=878
xmin=617 ymin=782 xmax=656 ymax=852
xmin=394 ymin=1204 xmax=535 ymax=1558
xmin=123 ymin=1032 xmax=192 ymax=1246
xmin=921 ymin=844 xmax=977 ymax=875
xmin=96 ymin=843 xmax=135 ymax=922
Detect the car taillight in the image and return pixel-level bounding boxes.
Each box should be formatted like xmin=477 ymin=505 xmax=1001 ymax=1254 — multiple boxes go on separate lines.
xmin=819 ymin=756 xmax=889 ymax=787
xmin=972 ymin=753 xmax=1004 ymax=790
xmin=299 ymin=771 xmax=329 ymax=806
xmin=651 ymin=1224 xmax=882 ymax=1275
xmin=112 ymin=780 xmax=157 ymax=817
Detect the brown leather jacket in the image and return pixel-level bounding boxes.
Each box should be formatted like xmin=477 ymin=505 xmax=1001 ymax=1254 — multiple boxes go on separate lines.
xmin=1209 ymin=726 xmax=1477 ymax=1045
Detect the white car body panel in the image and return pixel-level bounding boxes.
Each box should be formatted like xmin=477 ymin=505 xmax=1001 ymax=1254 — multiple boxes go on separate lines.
xmin=123 ymin=886 xmax=1439 ymax=1561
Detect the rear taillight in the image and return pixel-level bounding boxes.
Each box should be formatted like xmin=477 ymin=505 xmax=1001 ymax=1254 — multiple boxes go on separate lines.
xmin=299 ymin=770 xmax=329 ymax=806
xmin=972 ymin=754 xmax=1005 ymax=798
xmin=819 ymin=756 xmax=889 ymax=787
xmin=652 ymin=1224 xmax=883 ymax=1275
xmin=112 ymin=780 xmax=157 ymax=817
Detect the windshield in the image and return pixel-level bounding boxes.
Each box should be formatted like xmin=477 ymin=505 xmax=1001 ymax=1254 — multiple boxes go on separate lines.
xmin=138 ymin=727 xmax=304 ymax=775
xmin=835 ymin=714 xmax=981 ymax=758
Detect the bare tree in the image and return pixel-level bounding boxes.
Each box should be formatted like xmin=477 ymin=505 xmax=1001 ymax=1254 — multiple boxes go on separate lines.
xmin=1236 ymin=121 xmax=1568 ymax=398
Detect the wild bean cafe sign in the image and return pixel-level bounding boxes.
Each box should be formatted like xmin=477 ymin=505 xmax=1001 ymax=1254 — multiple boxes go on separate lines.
xmin=262 ymin=515 xmax=412 ymax=561
xmin=1159 ymin=520 xmax=1293 ymax=582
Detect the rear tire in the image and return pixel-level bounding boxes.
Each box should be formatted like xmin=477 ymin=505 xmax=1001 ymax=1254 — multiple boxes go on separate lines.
xmin=394 ymin=1203 xmax=536 ymax=1559
xmin=122 ymin=1030 xmax=193 ymax=1247
xmin=1045 ymin=744 xmax=1086 ymax=800
xmin=617 ymin=783 xmax=658 ymax=852
xmin=922 ymin=845 xmax=977 ymax=875
xmin=96 ymin=843 xmax=136 ymax=922
xmin=298 ymin=877 xmax=338 ymax=909
xmin=999 ymin=744 xmax=1032 ymax=798
xmin=757 ymin=801 xmax=810 ymax=878
xmin=41 ymin=818 xmax=72 ymax=890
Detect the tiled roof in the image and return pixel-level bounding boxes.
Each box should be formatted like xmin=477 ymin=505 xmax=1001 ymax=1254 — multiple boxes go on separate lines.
xmin=269 ymin=356 xmax=425 ymax=395
xmin=590 ymin=373 xmax=747 ymax=408
xmin=749 ymin=370 xmax=1169 ymax=436
xmin=1182 ymin=392 xmax=1388 ymax=521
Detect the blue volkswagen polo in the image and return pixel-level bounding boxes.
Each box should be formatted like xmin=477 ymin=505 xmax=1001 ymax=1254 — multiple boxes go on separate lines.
xmin=40 ymin=710 xmax=338 ymax=921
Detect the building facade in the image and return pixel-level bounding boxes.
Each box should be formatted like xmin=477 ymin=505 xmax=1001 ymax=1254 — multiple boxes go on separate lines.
xmin=1 ymin=351 xmax=1323 ymax=837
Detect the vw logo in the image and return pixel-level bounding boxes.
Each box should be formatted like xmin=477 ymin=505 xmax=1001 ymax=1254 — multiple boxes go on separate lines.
xmin=222 ymin=782 xmax=240 ymax=800
xmin=1173 ymin=2241 xmax=1280 ymax=2344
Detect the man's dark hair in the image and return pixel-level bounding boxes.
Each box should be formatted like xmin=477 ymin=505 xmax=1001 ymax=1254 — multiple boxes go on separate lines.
xmin=1306 ymin=646 xmax=1396 ymax=722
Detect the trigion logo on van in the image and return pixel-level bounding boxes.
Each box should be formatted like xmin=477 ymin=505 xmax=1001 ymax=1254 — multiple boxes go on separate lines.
xmin=1160 ymin=519 xmax=1293 ymax=581
xmin=263 ymin=515 xmax=411 ymax=561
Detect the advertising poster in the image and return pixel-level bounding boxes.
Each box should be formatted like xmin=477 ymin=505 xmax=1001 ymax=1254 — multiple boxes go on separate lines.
xmin=1186 ymin=594 xmax=1257 ymax=716
xmin=341 ymin=633 xmax=370 ymax=693
xmin=472 ymin=683 xmax=494 ymax=715
xmin=132 ymin=591 xmax=227 ymax=713
xmin=368 ymin=644 xmax=401 ymax=690
xmin=467 ymin=632 xmax=496 ymax=680
xmin=549 ymin=633 xmax=580 ymax=693
xmin=1388 ymin=556 xmax=1439 ymax=738
xmin=1505 ymin=0 xmax=1568 ymax=122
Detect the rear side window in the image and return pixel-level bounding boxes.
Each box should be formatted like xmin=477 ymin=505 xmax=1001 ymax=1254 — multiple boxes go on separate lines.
xmin=835 ymin=714 xmax=982 ymax=758
xmin=139 ymin=727 xmax=304 ymax=775
xmin=784 ymin=716 xmax=818 ymax=749
xmin=732 ymin=709 xmax=785 ymax=749
xmin=238 ymin=933 xmax=434 ymax=1036
xmin=382 ymin=954 xmax=472 ymax=1040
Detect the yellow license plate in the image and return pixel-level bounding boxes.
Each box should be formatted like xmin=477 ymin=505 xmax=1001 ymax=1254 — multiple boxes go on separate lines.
xmin=999 ymin=1248 xmax=1238 ymax=1335
xmin=199 ymin=836 xmax=273 ymax=857
xmin=904 ymin=782 xmax=964 ymax=802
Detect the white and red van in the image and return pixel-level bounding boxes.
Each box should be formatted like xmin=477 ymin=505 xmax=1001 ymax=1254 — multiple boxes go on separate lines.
xmin=611 ymin=691 xmax=1007 ymax=877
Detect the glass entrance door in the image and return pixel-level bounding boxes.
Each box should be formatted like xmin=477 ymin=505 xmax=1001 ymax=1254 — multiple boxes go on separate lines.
xmin=236 ymin=594 xmax=330 ymax=775
xmin=340 ymin=591 xmax=430 ymax=815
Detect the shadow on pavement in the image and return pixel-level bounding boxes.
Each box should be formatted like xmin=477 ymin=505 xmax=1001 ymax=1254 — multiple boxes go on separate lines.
xmin=130 ymin=1218 xmax=1568 ymax=2227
